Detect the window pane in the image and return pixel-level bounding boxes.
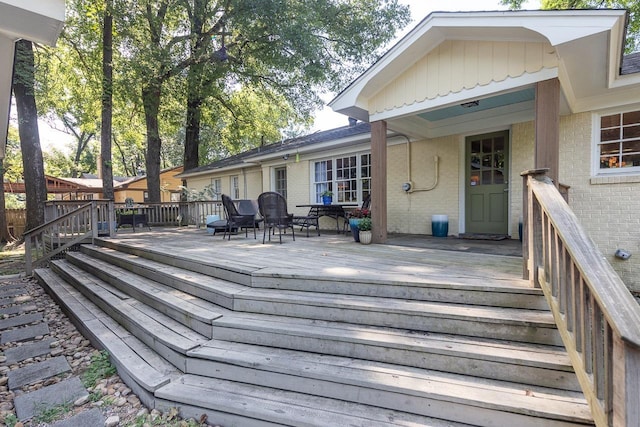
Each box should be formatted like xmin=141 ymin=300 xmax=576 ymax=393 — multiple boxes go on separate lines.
xmin=601 ymin=114 xmax=620 ymax=128
xmin=623 ymin=111 xmax=640 ymax=125
xmin=623 ymin=140 xmax=640 ymax=153
xmin=481 ymin=138 xmax=492 ymax=153
xmin=482 ymin=170 xmax=492 ymax=185
xmin=600 ymin=155 xmax=618 ymax=168
xmin=622 ymin=153 xmax=640 ymax=167
xmin=600 ymin=142 xmax=620 ymax=155
xmin=623 ymin=124 xmax=640 ymax=140
xmin=601 ymin=128 xmax=620 ymax=141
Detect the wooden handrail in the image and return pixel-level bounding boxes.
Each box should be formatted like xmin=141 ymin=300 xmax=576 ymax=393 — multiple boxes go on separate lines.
xmin=523 ymin=170 xmax=640 ymax=427
xmin=24 ymin=200 xmax=116 ymax=275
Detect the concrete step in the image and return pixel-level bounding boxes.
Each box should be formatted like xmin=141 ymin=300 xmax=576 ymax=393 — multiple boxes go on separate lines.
xmin=210 ymin=312 xmax=578 ymax=391
xmin=79 ymin=244 xmax=247 ymax=309
xmin=185 ymin=341 xmax=591 ymax=427
xmin=66 ymin=251 xmax=224 ymax=337
xmin=155 ymin=374 xmax=477 ymax=427
xmin=233 ymin=288 xmax=561 ymax=346
xmin=46 ymin=261 xmax=207 ymax=368
xmin=35 ymin=267 xmax=181 ymax=408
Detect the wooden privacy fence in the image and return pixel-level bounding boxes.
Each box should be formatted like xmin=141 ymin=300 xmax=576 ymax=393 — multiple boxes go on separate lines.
xmin=522 ymin=169 xmax=640 ymax=427
xmin=6 ymin=209 xmax=26 ymax=239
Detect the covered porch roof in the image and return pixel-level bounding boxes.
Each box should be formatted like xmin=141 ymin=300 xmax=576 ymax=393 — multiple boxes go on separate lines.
xmin=329 ymin=10 xmax=631 ymax=139
xmin=0 ymin=0 xmax=65 ymax=158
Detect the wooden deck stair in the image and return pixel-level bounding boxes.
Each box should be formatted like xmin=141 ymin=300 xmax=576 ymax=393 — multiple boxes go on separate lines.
xmin=35 ymin=238 xmax=595 ymax=426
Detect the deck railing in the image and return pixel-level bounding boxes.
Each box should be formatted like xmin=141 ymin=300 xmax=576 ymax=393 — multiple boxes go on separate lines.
xmin=522 ymin=169 xmax=640 ymax=427
xmin=113 ymin=200 xmax=222 ymax=227
xmin=25 ymin=200 xmax=116 ymax=275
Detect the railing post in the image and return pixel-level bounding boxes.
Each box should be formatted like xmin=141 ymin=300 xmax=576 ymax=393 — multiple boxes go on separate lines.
xmin=521 ymin=168 xmax=549 ymax=286
xmin=613 ymin=337 xmax=640 ymax=427
xmin=108 ymin=200 xmax=116 ymax=236
xmin=91 ymin=201 xmax=99 ymax=240
xmin=25 ymin=234 xmax=32 ymax=276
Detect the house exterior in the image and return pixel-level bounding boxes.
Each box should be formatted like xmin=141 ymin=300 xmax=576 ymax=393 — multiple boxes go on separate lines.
xmin=114 ymin=166 xmax=184 ymax=203
xmin=180 ymin=9 xmax=640 ymax=293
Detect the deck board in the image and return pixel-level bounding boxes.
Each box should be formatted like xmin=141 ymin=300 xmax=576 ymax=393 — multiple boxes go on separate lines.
xmin=101 ymin=228 xmax=530 ymax=290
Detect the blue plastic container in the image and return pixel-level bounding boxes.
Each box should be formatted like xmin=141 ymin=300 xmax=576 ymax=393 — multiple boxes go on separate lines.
xmin=431 ymin=215 xmax=448 ymax=237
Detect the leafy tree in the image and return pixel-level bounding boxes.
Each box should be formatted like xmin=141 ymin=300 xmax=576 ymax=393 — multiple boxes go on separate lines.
xmin=501 ymin=0 xmax=640 ymax=52
xmin=116 ymin=0 xmax=410 ymax=202
xmin=13 ymin=40 xmax=47 ymax=231
xmin=36 ymin=0 xmax=102 ymax=178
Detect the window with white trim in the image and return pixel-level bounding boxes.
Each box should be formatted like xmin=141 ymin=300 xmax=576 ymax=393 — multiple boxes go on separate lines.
xmin=274 ymin=167 xmax=287 ymax=199
xmin=210 ymin=178 xmax=221 ymax=200
xmin=230 ymin=176 xmax=240 ymax=199
xmin=313 ymin=153 xmax=371 ymax=204
xmin=598 ymin=110 xmax=640 ymax=172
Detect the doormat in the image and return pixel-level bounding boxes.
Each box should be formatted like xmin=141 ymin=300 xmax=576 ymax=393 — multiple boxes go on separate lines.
xmin=459 ymin=233 xmax=510 ymax=241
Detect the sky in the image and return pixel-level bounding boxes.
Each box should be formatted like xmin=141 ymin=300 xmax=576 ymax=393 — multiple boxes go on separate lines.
xmin=39 ymin=0 xmax=541 ymax=151
xmin=311 ymin=0 xmax=540 ymax=130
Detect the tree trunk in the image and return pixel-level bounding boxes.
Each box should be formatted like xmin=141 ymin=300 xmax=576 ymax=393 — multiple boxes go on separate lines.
xmin=13 ymin=40 xmax=46 ymax=231
xmin=101 ymin=2 xmax=114 ymax=199
xmin=142 ymin=82 xmax=162 ymax=203
xmin=183 ymin=0 xmax=206 ymax=172
xmin=184 ymin=89 xmax=202 ymax=171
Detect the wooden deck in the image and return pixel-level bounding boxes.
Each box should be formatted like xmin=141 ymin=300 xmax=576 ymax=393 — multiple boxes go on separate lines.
xmin=108 ymin=227 xmax=531 ymax=291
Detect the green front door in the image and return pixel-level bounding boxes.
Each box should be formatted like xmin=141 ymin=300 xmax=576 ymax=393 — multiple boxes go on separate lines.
xmin=465 ymin=131 xmax=509 ymax=235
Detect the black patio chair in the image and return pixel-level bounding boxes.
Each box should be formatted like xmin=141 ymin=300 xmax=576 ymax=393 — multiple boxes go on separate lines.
xmin=257 ymin=192 xmax=295 ymax=244
xmin=221 ymin=194 xmax=257 ymax=240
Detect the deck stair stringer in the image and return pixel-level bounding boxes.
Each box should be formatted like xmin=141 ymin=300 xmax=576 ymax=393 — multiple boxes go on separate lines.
xmin=34 ymin=267 xmax=180 ymax=409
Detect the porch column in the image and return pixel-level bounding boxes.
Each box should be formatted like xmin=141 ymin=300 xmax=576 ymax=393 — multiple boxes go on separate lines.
xmin=534 ymin=78 xmax=560 ymax=187
xmin=371 ymin=120 xmax=387 ymax=243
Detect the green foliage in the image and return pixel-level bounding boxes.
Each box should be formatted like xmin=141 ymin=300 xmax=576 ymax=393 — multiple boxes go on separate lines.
xmin=358 ymin=217 xmax=372 ymax=231
xmin=126 ymin=407 xmax=205 ymax=427
xmin=3 ymin=413 xmax=18 ymax=427
xmin=33 ymin=402 xmax=73 ymax=424
xmin=179 ymin=184 xmax=216 ymax=201
xmin=82 ymin=350 xmax=117 ymax=388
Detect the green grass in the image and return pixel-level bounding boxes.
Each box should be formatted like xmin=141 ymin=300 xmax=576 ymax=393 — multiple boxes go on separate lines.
xmin=126 ymin=407 xmax=206 ymax=427
xmin=82 ymin=350 xmax=117 ymax=388
xmin=4 ymin=413 xmax=18 ymax=427
xmin=33 ymin=402 xmax=73 ymax=424
xmin=0 ymin=243 xmax=25 ymax=275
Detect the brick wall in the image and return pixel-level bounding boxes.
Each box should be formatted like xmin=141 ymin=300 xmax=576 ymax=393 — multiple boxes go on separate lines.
xmin=558 ymin=112 xmax=640 ymax=291
xmin=387 ymin=136 xmax=460 ymax=235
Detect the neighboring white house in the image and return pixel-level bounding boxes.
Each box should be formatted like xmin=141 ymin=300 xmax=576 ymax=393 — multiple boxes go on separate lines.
xmin=181 ymin=9 xmax=640 ymax=292
xmin=0 ymin=1 xmax=65 ymax=159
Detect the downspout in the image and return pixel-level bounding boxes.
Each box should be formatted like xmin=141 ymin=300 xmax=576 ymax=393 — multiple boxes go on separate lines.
xmin=402 ymin=134 xmax=439 ymax=193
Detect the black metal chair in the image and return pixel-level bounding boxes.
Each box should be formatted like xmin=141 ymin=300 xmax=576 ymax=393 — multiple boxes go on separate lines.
xmin=257 ymin=192 xmax=295 ymax=244
xmin=221 ymin=194 xmax=257 ymax=240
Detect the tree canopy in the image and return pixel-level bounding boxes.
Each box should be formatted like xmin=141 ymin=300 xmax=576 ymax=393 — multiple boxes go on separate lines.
xmin=31 ymin=0 xmax=411 ymax=202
